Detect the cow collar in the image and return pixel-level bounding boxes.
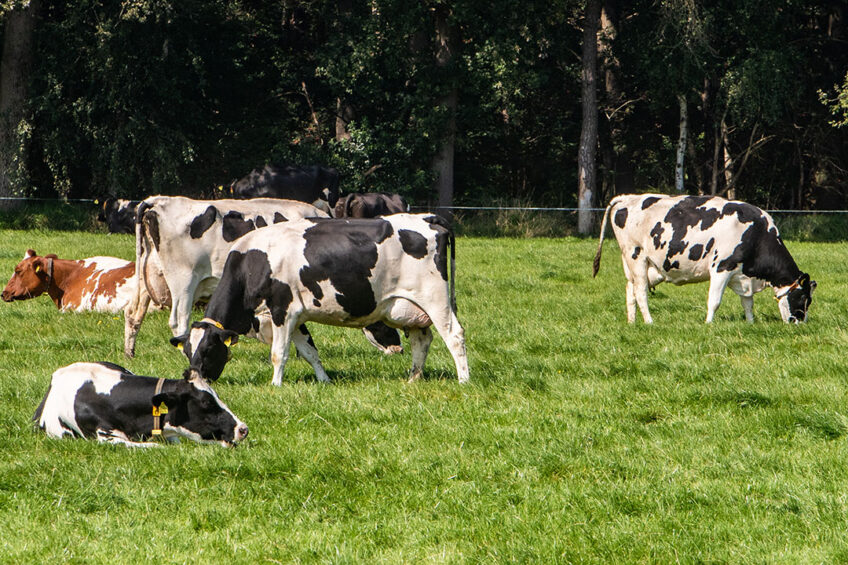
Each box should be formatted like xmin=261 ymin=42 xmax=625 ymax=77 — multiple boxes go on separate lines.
xmin=773 ymin=277 xmax=802 ymax=301
xmin=151 ymin=377 xmax=169 ymax=439
xmin=44 ymin=257 xmax=54 ymax=290
xmin=201 ymin=317 xmax=224 ymax=330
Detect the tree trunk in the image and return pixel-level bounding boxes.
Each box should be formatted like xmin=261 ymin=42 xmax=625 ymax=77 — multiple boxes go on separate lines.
xmin=0 ymin=0 xmax=40 ymax=206
xmin=675 ymin=94 xmax=688 ymax=192
xmin=432 ymin=5 xmax=459 ymax=223
xmin=335 ymin=98 xmax=353 ymax=141
xmin=720 ymin=116 xmax=735 ymax=199
xmin=577 ymin=0 xmax=602 ymax=234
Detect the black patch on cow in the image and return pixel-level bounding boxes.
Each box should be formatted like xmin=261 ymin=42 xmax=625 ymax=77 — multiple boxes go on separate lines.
xmin=273 ymin=212 xmax=287 ymax=224
xmin=650 ymin=222 xmax=665 ymax=249
xmin=717 ymin=221 xmax=802 ymax=287
xmin=251 ymin=317 xmax=260 ymax=333
xmin=313 ymin=298 xmax=321 ymax=307
xmin=688 ymin=243 xmax=704 ymax=261
xmin=705 ymin=238 xmax=715 ymax=254
xmin=721 ymin=202 xmax=762 ymax=224
xmin=145 ymin=211 xmax=161 ymax=251
xmin=641 ymin=196 xmax=661 ymax=209
xmin=663 ymin=258 xmax=680 ymax=271
xmin=298 ymin=324 xmax=317 ymax=349
xmin=96 ymin=361 xmax=133 ymax=374
xmin=399 ymin=229 xmax=428 ymax=259
xmin=365 ymin=322 xmax=402 ymax=349
xmin=662 ymin=196 xmax=722 ymax=266
xmin=190 ymin=206 xmax=218 ymax=239
xmin=222 ymin=211 xmax=257 ymax=242
xmin=255 ymin=216 xmax=267 ymax=228
xmin=614 ymin=208 xmax=628 ymax=229
xmin=632 ymin=246 xmax=641 ymax=259
xmin=298 ymin=219 xmax=394 ymax=318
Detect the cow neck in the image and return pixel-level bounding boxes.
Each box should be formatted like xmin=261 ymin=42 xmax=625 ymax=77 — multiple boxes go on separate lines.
xmin=43 ymin=258 xmax=83 ymax=309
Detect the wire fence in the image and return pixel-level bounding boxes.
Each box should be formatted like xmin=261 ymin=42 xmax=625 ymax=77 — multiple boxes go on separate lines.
xmin=1 ymin=197 xmax=847 ymax=240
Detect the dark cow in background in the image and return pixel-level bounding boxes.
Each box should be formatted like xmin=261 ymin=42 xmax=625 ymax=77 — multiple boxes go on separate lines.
xmin=34 ymin=362 xmax=248 ymax=447
xmin=230 ymin=164 xmax=340 ymax=215
xmin=2 ymin=249 xmax=154 ymax=313
xmin=172 ymin=214 xmax=469 ymax=385
xmin=334 ymin=192 xmax=409 ymax=218
xmin=593 ymin=194 xmax=815 ymax=324
xmin=97 ymin=198 xmax=140 ymax=234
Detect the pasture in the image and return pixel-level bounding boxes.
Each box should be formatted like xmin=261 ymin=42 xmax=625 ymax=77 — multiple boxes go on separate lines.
xmin=2 ymin=228 xmax=848 ymax=563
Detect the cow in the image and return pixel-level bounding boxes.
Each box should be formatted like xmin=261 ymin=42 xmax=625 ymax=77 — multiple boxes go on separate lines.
xmin=123 ymin=196 xmax=330 ymax=357
xmin=33 ymin=362 xmax=248 ymax=447
xmin=229 ymin=164 xmax=340 ymax=215
xmin=333 ymin=192 xmax=409 ymax=219
xmin=1 ymin=249 xmax=165 ymax=313
xmin=97 ymin=198 xmax=140 ymax=234
xmin=170 ymin=214 xmax=469 ymax=385
xmin=593 ymin=194 xmax=816 ymax=324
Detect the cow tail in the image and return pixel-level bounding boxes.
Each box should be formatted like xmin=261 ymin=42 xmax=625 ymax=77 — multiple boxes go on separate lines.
xmin=136 ymin=201 xmax=165 ymax=307
xmin=592 ymin=200 xmax=614 ymax=278
xmin=32 ymin=382 xmax=51 ymax=428
xmin=345 ymin=194 xmax=355 ymax=219
xmin=449 ymin=228 xmax=457 ymax=313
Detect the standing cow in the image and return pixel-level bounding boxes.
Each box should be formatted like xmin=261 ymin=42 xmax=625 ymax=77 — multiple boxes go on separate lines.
xmin=124 ymin=196 xmax=329 ymax=357
xmin=171 ymin=214 xmax=469 ymax=385
xmin=229 ymin=164 xmax=340 ymax=215
xmin=593 ymin=194 xmax=815 ymax=324
xmin=333 ymin=192 xmax=409 ymax=218
xmin=34 ymin=362 xmax=248 ymax=447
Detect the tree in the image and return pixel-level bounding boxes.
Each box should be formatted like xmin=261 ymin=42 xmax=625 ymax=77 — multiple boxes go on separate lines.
xmin=431 ymin=3 xmax=459 ymax=221
xmin=0 ymin=0 xmax=40 ymax=206
xmin=577 ymin=0 xmax=601 ymax=234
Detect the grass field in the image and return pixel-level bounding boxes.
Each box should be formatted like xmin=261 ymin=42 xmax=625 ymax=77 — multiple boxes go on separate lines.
xmin=2 ymin=229 xmax=848 ymax=563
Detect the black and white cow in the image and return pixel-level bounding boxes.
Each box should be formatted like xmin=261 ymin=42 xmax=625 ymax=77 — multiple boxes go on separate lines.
xmin=333 ymin=192 xmax=409 ymax=218
xmin=97 ymin=198 xmax=140 ymax=234
xmin=123 ymin=196 xmax=329 ymax=357
xmin=33 ymin=362 xmax=248 ymax=447
xmin=593 ymin=194 xmax=816 ymax=324
xmin=229 ymin=164 xmax=340 ymax=215
xmin=171 ymin=214 xmax=469 ymax=385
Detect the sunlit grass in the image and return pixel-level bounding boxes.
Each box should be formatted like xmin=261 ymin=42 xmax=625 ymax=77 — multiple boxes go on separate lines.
xmin=1 ymin=229 xmax=848 ymax=563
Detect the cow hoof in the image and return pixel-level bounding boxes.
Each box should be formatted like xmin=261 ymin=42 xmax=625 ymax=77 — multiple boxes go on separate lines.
xmin=385 ymin=345 xmax=403 ymax=355
xmin=407 ymin=370 xmax=422 ymax=383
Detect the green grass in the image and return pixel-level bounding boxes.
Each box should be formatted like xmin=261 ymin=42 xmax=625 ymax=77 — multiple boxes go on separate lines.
xmin=2 ymin=230 xmax=848 ymax=563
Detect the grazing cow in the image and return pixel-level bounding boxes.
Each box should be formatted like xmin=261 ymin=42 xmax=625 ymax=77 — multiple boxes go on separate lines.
xmin=593 ymin=194 xmax=816 ymax=324
xmin=33 ymin=362 xmax=248 ymax=447
xmin=1 ymin=249 xmax=163 ymax=313
xmin=97 ymin=198 xmax=140 ymax=234
xmin=229 ymin=164 xmax=340 ymax=215
xmin=171 ymin=214 xmax=469 ymax=385
xmin=333 ymin=192 xmax=409 ymax=219
xmin=124 ymin=196 xmax=329 ymax=357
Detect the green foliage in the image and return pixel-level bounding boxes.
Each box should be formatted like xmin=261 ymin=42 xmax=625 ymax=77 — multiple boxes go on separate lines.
xmin=819 ymin=71 xmax=848 ymax=129
xmin=3 ymin=231 xmax=848 ymax=561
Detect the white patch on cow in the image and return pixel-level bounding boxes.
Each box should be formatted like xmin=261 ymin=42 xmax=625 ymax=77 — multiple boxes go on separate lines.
xmin=188 ymin=327 xmax=205 ymax=356
xmin=39 ymin=363 xmax=122 ymax=439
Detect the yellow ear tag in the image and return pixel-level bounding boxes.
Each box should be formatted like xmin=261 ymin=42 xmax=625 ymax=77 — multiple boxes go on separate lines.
xmin=151 ymin=429 xmax=162 ymax=436
xmin=224 ymin=337 xmax=232 ymax=347
xmin=176 ymin=342 xmax=184 ymax=351
xmin=152 ymin=406 xmax=161 ymax=417
xmin=158 ymin=403 xmax=168 ymax=415
xmin=35 ymin=265 xmax=41 ymax=273
xmin=218 ymin=185 xmax=223 ymax=191
xmin=94 ymin=199 xmax=99 ymax=205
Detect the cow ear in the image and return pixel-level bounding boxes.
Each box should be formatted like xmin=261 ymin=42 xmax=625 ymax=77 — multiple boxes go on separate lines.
xmin=220 ymin=330 xmax=239 ymax=347
xmin=170 ymin=335 xmax=187 ymax=351
xmin=810 ymin=280 xmax=817 ymax=294
xmin=25 ymin=249 xmax=36 ymax=259
xmin=799 ymin=273 xmax=810 ymax=286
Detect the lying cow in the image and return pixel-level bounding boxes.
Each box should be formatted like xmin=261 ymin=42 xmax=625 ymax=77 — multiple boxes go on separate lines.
xmin=333 ymin=192 xmax=409 ymax=218
xmin=171 ymin=214 xmax=469 ymax=385
xmin=97 ymin=198 xmax=140 ymax=234
xmin=593 ymin=194 xmax=815 ymax=323
xmin=33 ymin=362 xmax=248 ymax=447
xmin=1 ymin=249 xmax=159 ymax=313
xmin=229 ymin=164 xmax=340 ymax=215
xmin=124 ymin=196 xmax=329 ymax=357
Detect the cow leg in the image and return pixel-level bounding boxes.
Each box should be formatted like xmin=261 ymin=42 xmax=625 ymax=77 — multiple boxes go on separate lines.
xmin=728 ymin=275 xmax=756 ymax=323
xmin=420 ymin=308 xmax=469 ymax=383
xmin=123 ymin=291 xmax=151 ymax=358
xmin=291 ymin=324 xmax=331 ymax=383
xmin=620 ymin=257 xmax=637 ymax=323
xmin=630 ymin=262 xmax=653 ymax=324
xmin=705 ymin=272 xmax=733 ymax=323
xmin=407 ymin=327 xmax=433 ymax=382
xmin=168 ymin=283 xmax=197 ymax=337
xmin=740 ymin=295 xmax=755 ymax=323
xmin=269 ymin=318 xmax=299 ymax=386
xmin=96 ymin=429 xmax=159 ymax=448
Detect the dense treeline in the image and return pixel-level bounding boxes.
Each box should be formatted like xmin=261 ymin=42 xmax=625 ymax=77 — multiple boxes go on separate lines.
xmin=0 ymin=0 xmax=846 ymax=214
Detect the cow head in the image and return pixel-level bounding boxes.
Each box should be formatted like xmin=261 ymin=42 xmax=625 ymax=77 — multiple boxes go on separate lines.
xmin=775 ymin=273 xmax=816 ymax=323
xmin=96 ymin=198 xmax=139 ymax=234
xmin=170 ymin=319 xmax=239 ymax=382
xmin=2 ymin=250 xmax=56 ymax=303
xmin=153 ymin=373 xmax=249 ymax=446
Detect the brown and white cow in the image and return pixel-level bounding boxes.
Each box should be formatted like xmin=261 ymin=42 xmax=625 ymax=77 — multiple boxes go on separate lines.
xmin=333 ymin=192 xmax=409 ymax=218
xmin=593 ymin=194 xmax=815 ymax=324
xmin=1 ymin=250 xmax=164 ymax=313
